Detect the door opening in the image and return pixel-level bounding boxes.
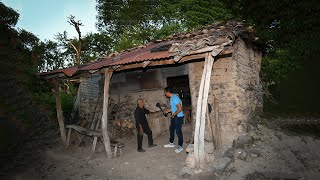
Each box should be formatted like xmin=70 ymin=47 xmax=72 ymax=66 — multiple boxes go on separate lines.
xmin=166 ymin=75 xmax=192 ymax=124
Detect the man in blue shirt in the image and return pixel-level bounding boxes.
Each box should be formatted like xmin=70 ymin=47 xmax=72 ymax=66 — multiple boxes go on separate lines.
xmin=163 ymin=87 xmax=184 ymax=153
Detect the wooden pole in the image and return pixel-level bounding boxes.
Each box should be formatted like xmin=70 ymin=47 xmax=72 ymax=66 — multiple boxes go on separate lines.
xmin=194 ymin=53 xmax=215 ymax=169
xmin=101 ymin=68 xmax=113 ymax=158
xmin=194 ymin=55 xmax=207 ymax=169
xmin=213 ymin=96 xmax=222 ymax=149
xmin=199 ymin=54 xmax=214 ymax=167
xmin=52 ymin=79 xmax=67 ymax=146
xmin=206 ymin=106 xmax=215 ymax=149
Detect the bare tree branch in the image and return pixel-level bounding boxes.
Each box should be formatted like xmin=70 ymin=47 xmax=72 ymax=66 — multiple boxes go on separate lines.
xmin=67 ymin=15 xmax=83 ymax=65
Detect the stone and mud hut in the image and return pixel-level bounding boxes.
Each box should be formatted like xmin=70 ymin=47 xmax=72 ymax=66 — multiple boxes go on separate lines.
xmin=38 ymin=21 xmax=263 ymax=170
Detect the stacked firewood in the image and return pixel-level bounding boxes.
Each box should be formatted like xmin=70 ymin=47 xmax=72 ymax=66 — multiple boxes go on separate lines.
xmin=112 ymin=119 xmax=135 ymax=129
xmin=112 ymin=119 xmax=135 ymax=139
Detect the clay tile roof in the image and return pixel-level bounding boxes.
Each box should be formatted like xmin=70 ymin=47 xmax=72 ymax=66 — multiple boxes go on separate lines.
xmin=38 ymin=20 xmax=258 ymax=78
xmin=79 ymin=58 xmax=113 ymax=71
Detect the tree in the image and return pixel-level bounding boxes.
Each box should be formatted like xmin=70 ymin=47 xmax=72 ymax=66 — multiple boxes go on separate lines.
xmin=54 ymin=31 xmax=76 ymax=67
xmin=224 ymin=0 xmax=320 ymax=83
xmin=1 ymin=2 xmax=44 ymax=70
xmin=81 ymin=32 xmax=113 ymax=62
xmin=49 ymin=31 xmax=113 ymax=69
xmin=37 ymin=40 xmax=66 ymax=72
xmin=40 ymin=15 xmax=114 ymax=70
xmin=0 ymin=2 xmax=19 ymax=27
xmin=96 ymin=0 xmax=231 ymax=51
xmin=223 ymin=0 xmax=320 ymax=111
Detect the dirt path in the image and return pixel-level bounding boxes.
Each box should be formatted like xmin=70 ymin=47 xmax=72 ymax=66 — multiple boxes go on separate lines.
xmin=10 ymin=125 xmax=193 ymax=180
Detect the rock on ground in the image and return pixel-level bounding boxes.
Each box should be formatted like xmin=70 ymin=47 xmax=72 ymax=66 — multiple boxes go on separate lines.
xmin=212 ymin=157 xmax=232 ymax=175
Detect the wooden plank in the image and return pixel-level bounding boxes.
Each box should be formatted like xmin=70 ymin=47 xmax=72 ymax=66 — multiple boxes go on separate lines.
xmin=206 ymin=106 xmax=215 ymax=149
xmin=52 ymin=79 xmax=67 ymax=146
xmin=190 ymin=45 xmax=220 ymax=55
xmin=101 ymin=68 xmax=113 ymax=158
xmin=213 ymin=96 xmax=222 ymax=149
xmin=173 ymin=45 xmax=231 ymax=62
xmin=66 ymin=128 xmax=72 ymax=147
xmin=113 ymin=59 xmax=175 ymax=71
xmin=180 ymin=53 xmax=206 ymax=62
xmin=113 ymin=55 xmax=207 ymax=72
xmin=65 ymin=125 xmax=102 ymax=136
xmin=220 ymin=48 xmax=234 ymax=55
xmin=90 ymin=136 xmax=98 ymax=159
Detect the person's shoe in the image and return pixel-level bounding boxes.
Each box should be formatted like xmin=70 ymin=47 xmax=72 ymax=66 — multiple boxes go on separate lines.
xmin=148 ymin=144 xmax=157 ymax=148
xmin=175 ymin=146 xmax=183 ymax=153
xmin=164 ymin=143 xmax=175 ymax=148
xmin=138 ymin=149 xmax=146 ymax=152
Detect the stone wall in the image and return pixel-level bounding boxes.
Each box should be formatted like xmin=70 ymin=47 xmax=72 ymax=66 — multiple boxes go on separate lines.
xmin=108 ymin=65 xmax=189 ymax=139
xmin=188 ymin=38 xmax=262 ymax=150
xmin=109 ymin=89 xmax=170 ymax=138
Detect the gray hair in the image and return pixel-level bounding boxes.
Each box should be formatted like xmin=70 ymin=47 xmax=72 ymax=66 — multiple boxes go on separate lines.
xmin=137 ymin=98 xmax=144 ymax=104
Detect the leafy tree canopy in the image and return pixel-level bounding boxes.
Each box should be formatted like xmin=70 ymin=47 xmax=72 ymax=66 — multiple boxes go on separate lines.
xmin=96 ymin=0 xmax=231 ymax=50
xmin=226 ymin=0 xmax=320 ymax=84
xmin=0 ymin=2 xmax=19 ymax=27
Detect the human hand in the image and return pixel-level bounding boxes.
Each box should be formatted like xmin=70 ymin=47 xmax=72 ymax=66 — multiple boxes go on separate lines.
xmin=164 ymin=109 xmax=171 ymax=114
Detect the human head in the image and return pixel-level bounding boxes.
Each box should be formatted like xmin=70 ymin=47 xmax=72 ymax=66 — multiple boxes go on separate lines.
xmin=137 ymin=98 xmax=145 ymax=108
xmin=164 ymin=86 xmax=173 ymax=98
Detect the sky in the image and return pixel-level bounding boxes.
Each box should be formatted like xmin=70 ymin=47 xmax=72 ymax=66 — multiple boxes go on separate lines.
xmin=1 ymin=0 xmax=98 ymax=41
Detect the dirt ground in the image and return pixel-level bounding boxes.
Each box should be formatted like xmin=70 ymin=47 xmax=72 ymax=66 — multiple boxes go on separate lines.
xmin=8 ymin=125 xmax=194 ymax=180
xmin=3 ymin=117 xmax=320 ymax=180
xmin=220 ymin=124 xmax=320 ymax=180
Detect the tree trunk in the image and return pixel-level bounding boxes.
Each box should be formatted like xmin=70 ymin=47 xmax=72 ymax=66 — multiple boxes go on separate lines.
xmin=52 ymin=79 xmax=67 ymax=146
xmin=101 ymin=68 xmax=113 ymax=158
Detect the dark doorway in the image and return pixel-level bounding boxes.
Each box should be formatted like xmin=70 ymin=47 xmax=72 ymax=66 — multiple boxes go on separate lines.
xmin=166 ymin=75 xmax=191 ymax=108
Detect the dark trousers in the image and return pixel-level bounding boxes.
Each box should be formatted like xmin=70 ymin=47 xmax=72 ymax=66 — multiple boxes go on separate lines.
xmin=169 ymin=116 xmax=184 ymax=147
xmin=137 ymin=125 xmax=153 ymax=150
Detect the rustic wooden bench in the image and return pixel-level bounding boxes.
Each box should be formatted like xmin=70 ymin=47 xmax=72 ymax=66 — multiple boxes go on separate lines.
xmin=66 ymin=124 xmax=102 ymax=146
xmin=66 ymin=124 xmax=125 ymax=158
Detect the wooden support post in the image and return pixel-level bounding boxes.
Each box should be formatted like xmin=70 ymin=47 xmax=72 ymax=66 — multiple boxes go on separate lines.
xmin=206 ymin=106 xmax=215 ymax=149
xmin=66 ymin=128 xmax=72 ymax=147
xmin=194 ymin=53 xmax=215 ymax=169
xmin=52 ymin=79 xmax=67 ymax=146
xmin=194 ymin=55 xmax=207 ymax=169
xmin=213 ymin=96 xmax=222 ymax=149
xmin=101 ymin=68 xmax=113 ymax=158
xmin=90 ymin=136 xmax=98 ymax=159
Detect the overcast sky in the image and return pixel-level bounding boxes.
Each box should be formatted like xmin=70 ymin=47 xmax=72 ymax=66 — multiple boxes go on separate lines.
xmin=1 ymin=0 xmax=98 ymax=41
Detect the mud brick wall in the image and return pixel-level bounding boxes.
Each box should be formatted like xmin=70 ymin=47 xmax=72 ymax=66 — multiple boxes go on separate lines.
xmin=189 ymin=38 xmax=262 ymax=150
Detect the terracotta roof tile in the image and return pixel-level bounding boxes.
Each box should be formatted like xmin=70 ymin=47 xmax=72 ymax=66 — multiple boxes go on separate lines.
xmin=38 ymin=20 xmax=258 ymax=78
